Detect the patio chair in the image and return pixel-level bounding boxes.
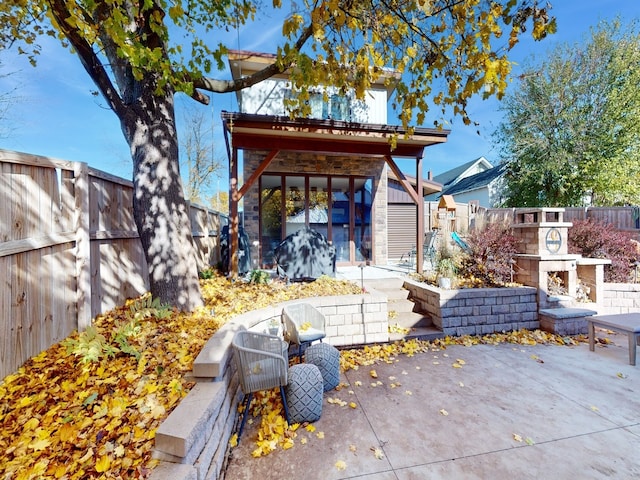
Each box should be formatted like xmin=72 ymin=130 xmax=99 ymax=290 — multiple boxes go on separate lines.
xmin=232 ymin=330 xmax=291 ymax=441
xmin=400 ymin=229 xmax=439 ymax=268
xmin=282 ymin=303 xmax=326 ymax=360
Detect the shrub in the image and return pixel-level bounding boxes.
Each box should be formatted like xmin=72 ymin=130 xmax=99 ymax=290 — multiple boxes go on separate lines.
xmin=460 ymin=221 xmax=521 ymax=287
xmin=568 ymin=218 xmax=638 ymax=282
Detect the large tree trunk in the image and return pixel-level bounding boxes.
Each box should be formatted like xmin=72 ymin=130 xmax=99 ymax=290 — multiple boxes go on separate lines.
xmin=121 ymin=88 xmax=203 ymax=311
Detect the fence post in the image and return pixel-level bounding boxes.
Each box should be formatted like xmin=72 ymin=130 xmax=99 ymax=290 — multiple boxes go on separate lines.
xmin=74 ymin=161 xmax=92 ymax=331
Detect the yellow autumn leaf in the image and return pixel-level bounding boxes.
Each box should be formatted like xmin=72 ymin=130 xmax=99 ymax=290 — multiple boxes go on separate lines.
xmin=349 ymin=444 xmax=357 ymax=453
xmin=349 ymin=402 xmax=357 ymax=409
xmin=439 ymin=409 xmax=449 ymax=416
xmin=456 ymin=359 xmax=466 ymax=365
xmin=29 ymin=437 xmax=51 ymax=451
xmin=299 ymin=321 xmax=312 ymax=331
xmin=305 ymin=424 xmax=316 ymax=432
xmin=58 ymin=422 xmax=76 ymax=443
xmin=282 ymin=437 xmax=294 ymax=449
xmin=53 ymin=464 xmax=68 ymax=478
xmin=114 ymin=444 xmax=125 ymax=457
xmin=513 ymin=433 xmax=523 ymax=442
xmin=372 ymin=447 xmax=385 ymax=459
xmin=335 ymin=460 xmax=347 ymax=470
xmin=228 ymin=433 xmax=238 ymax=448
xmin=369 ymin=369 xmax=378 ymax=378
xmin=316 ymin=431 xmax=325 ymax=439
xmin=300 ymin=437 xmax=308 ymax=445
xmin=95 ymin=454 xmax=111 ymax=473
xmin=452 ymin=363 xmax=462 ymax=368
xmin=23 ymin=417 xmax=40 ymax=431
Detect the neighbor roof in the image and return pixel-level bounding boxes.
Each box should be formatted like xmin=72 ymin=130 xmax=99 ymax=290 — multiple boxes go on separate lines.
xmin=441 ymin=164 xmax=507 ymax=197
xmin=433 ymin=156 xmax=493 ymax=187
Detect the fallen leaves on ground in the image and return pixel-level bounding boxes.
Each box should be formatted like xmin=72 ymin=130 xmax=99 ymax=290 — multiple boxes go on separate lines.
xmin=339 ymin=330 xmax=584 ymax=373
xmin=0 ymin=274 xmax=360 ymax=479
xmin=2 ymin=271 xmax=591 ymax=475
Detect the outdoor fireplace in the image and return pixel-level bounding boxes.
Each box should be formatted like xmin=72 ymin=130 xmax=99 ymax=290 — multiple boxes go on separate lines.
xmin=511 ymin=208 xmax=581 ymax=308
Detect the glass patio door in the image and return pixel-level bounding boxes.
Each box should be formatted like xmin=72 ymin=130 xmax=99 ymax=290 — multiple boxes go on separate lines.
xmin=331 ymin=177 xmax=351 ymax=263
xmin=260 ymin=175 xmax=283 ymax=266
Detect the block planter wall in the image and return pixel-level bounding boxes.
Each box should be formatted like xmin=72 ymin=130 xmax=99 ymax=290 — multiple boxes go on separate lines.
xmin=599 ymin=283 xmax=640 ymax=314
xmin=402 ymin=279 xmax=539 ymax=336
xmin=149 ymin=292 xmax=387 ymax=480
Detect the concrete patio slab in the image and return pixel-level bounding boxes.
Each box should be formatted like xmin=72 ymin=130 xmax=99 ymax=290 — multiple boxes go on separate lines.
xmin=222 ymin=335 xmax=640 ymax=480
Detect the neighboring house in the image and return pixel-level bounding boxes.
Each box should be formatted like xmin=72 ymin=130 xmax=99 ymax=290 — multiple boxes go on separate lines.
xmin=425 ymin=157 xmax=493 ymax=201
xmin=440 ymin=163 xmax=507 ymax=207
xmin=221 ymin=50 xmax=449 ymax=271
xmin=425 ymin=157 xmax=506 ymax=208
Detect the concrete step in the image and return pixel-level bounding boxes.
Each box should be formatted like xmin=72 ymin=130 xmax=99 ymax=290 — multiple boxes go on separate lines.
xmin=390 ymin=311 xmax=433 ymax=329
xmin=364 ymin=277 xmax=406 ymax=292
xmin=546 ymin=295 xmax=575 ymax=308
xmin=387 ymin=297 xmax=416 ymax=314
xmin=384 ymin=288 xmax=411 ymax=301
xmin=389 ymin=326 xmax=445 ymax=342
xmin=363 ymin=276 xmax=444 ymax=342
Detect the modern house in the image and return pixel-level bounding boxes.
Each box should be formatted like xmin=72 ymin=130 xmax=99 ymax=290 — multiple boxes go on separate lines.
xmin=221 ymin=50 xmax=450 ymax=273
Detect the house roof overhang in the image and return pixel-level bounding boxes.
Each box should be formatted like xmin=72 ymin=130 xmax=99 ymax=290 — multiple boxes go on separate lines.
xmin=221 ymin=111 xmax=450 ymax=158
xmin=387 ymin=169 xmax=443 ymax=196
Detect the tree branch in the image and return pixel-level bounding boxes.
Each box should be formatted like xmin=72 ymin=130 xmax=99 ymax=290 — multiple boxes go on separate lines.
xmin=193 ymin=23 xmax=314 ymax=94
xmin=46 ymin=0 xmax=124 ymax=115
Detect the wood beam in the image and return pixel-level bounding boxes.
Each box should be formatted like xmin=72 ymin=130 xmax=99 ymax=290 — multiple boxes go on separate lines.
xmin=231 ymin=134 xmax=429 ymax=158
xmin=384 ymin=155 xmax=421 ymax=205
xmin=416 ymin=157 xmax=424 ymax=274
xmin=229 ymin=147 xmax=239 ymax=278
xmin=238 ymin=150 xmax=279 ymax=199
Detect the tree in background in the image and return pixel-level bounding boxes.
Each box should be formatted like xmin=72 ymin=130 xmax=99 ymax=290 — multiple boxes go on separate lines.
xmin=2 ymin=0 xmax=555 ymax=310
xmin=0 ymin=62 xmax=19 ymax=139
xmin=179 ymin=106 xmax=224 ymax=204
xmin=209 ymin=191 xmax=229 ymax=215
xmin=495 ymin=19 xmax=640 ymax=207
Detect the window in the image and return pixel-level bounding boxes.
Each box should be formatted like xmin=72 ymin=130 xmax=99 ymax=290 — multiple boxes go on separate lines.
xmin=283 ymin=89 xmax=351 ymax=121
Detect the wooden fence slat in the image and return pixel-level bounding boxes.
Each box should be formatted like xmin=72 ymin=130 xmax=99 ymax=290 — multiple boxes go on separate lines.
xmin=74 ymin=161 xmax=92 ymax=331
xmin=0 ymin=233 xmax=75 ymax=257
xmin=0 ymin=255 xmax=11 ymax=374
xmin=0 ymin=162 xmax=11 ymax=242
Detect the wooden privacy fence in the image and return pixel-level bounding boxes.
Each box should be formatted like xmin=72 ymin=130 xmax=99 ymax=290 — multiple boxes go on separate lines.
xmin=481 ymin=206 xmax=640 ymax=234
xmin=0 ymin=149 xmax=227 ymax=379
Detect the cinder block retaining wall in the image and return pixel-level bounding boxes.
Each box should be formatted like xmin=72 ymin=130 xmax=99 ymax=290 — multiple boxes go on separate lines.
xmin=403 ymin=280 xmax=539 ymax=336
xmin=599 ymin=283 xmax=640 ymax=314
xmin=149 ymin=292 xmax=387 ymax=480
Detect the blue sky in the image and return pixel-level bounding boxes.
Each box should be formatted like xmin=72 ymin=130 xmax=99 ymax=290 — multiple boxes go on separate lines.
xmin=1 ymin=1 xmax=639 ymax=183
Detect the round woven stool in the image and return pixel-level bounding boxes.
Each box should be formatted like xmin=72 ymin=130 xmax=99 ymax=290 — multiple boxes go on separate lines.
xmin=285 ymin=363 xmax=323 ymax=423
xmin=305 ymin=342 xmax=340 ymax=392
